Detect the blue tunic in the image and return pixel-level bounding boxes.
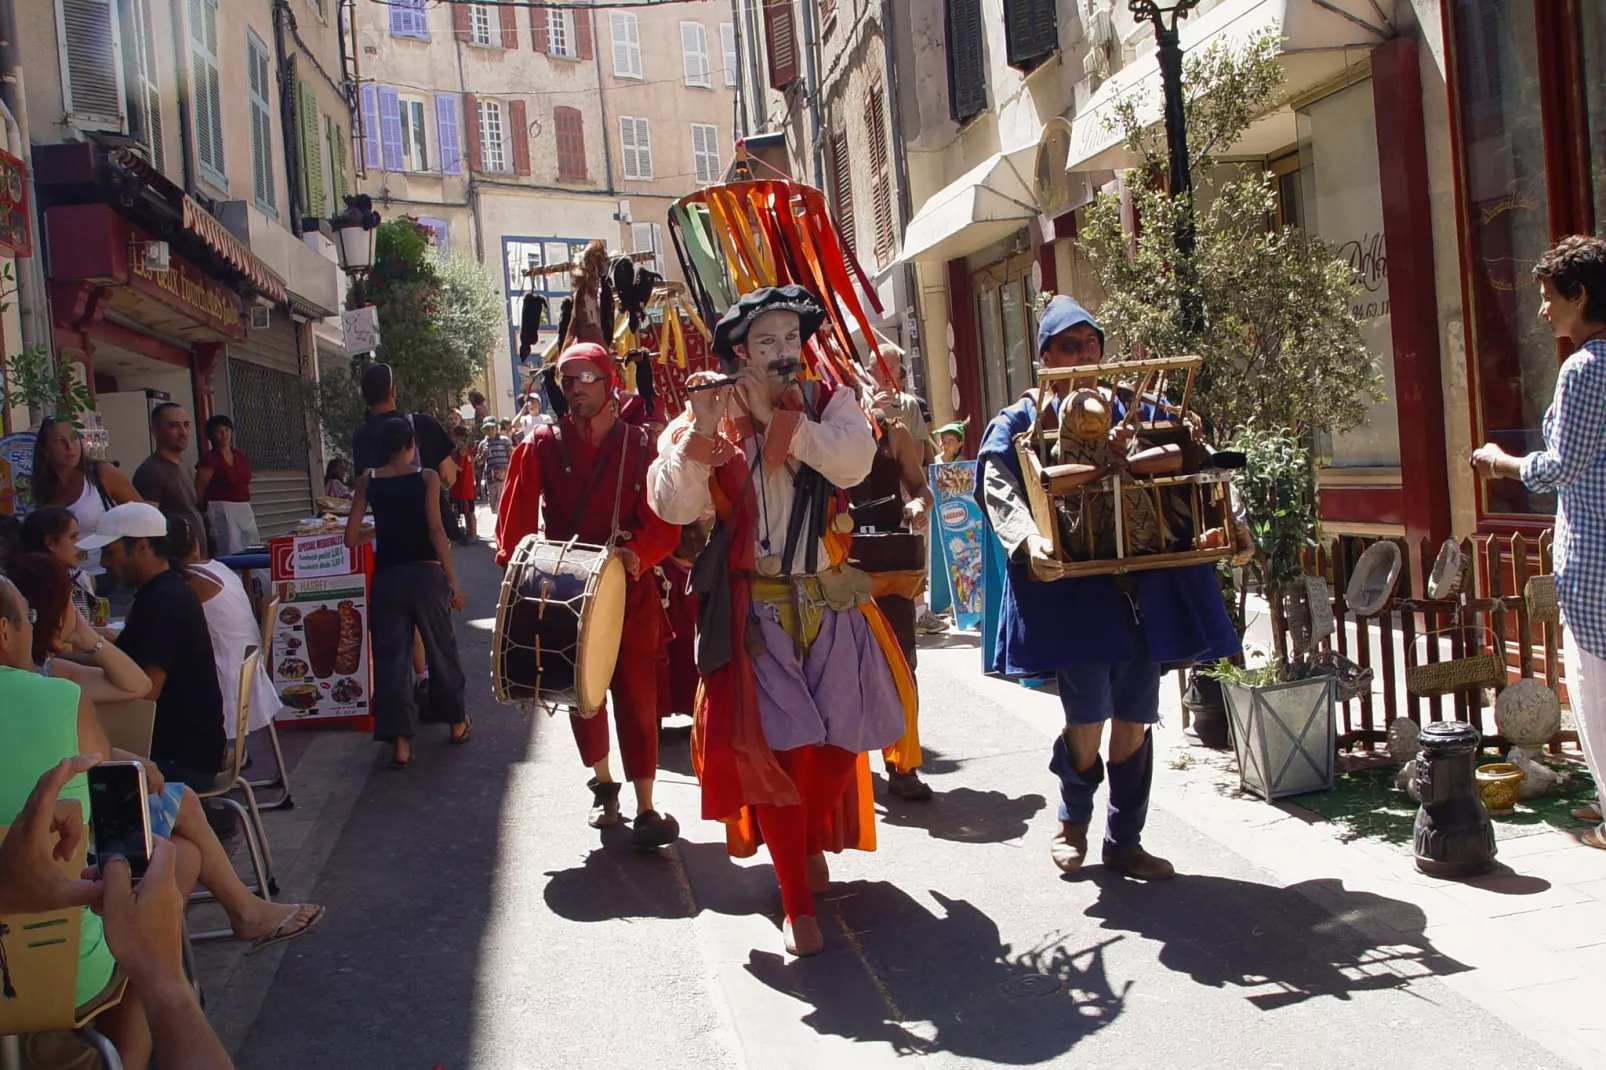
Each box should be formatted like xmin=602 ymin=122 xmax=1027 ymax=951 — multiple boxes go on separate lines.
xmin=975 ymin=394 xmax=1241 ymax=676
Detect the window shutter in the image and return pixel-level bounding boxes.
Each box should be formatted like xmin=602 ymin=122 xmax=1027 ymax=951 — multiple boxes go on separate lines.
xmin=530 ymin=6 xmax=548 ymax=52
xmin=189 ymin=0 xmax=225 ymax=182
xmin=945 ymin=0 xmax=986 ymax=122
xmin=765 ymin=1 xmax=798 ymax=89
xmin=722 ymin=23 xmax=738 ymax=87
xmin=682 ymin=22 xmax=710 ymax=88
xmin=436 ymin=93 xmax=462 ymax=175
xmin=619 ymin=116 xmax=636 ymax=179
xmin=866 ymin=85 xmax=894 ymax=265
xmin=389 ymin=0 xmax=428 ymax=37
xmin=377 ymin=87 xmax=404 ymax=172
xmin=247 ymin=33 xmax=275 ymax=211
xmin=328 ymin=116 xmax=349 ymax=203
xmin=1003 ymin=0 xmax=1057 ymax=72
xmin=554 ymin=107 xmax=585 ymax=180
xmin=133 ymin=0 xmax=165 ymax=169
xmin=298 ymin=81 xmax=325 ymax=216
xmin=574 ymin=10 xmax=593 ymax=59
xmin=60 ymin=0 xmax=125 ymax=128
xmin=631 ymin=222 xmax=661 ymax=271
xmin=509 ymin=99 xmax=531 ymax=176
xmin=361 ymin=84 xmax=381 ymax=169
xmin=499 ymin=3 xmax=518 ymax=48
xmin=463 ymin=92 xmax=481 ymax=170
xmin=453 ymin=2 xmax=471 ymax=42
xmin=829 ymin=131 xmax=854 ymax=256
xmin=634 ymin=118 xmax=651 ymax=179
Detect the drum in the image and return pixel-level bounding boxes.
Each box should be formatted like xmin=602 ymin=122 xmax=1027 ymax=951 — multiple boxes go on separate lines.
xmin=492 ymin=535 xmax=627 ymax=716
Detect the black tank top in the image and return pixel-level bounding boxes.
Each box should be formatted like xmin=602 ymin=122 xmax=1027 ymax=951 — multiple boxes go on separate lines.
xmin=367 ymin=471 xmax=437 ymax=567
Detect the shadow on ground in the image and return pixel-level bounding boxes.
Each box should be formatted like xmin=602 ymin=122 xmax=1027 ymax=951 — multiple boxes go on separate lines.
xmin=876 ymin=784 xmax=1046 ymax=843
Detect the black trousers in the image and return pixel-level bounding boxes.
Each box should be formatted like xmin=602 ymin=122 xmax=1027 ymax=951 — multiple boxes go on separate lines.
xmin=369 ymin=562 xmax=466 ymax=742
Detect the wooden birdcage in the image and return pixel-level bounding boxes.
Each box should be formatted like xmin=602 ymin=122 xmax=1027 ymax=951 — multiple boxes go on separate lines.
xmin=1013 ymin=355 xmax=1241 ymax=578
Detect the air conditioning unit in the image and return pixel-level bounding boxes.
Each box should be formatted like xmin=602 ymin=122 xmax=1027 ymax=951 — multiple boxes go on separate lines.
xmin=249 ymin=305 xmax=271 ymax=331
xmin=614 ymin=198 xmax=632 ymax=223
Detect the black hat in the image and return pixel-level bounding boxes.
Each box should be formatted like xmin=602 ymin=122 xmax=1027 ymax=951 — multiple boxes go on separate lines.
xmin=712 ymin=285 xmax=827 ymax=364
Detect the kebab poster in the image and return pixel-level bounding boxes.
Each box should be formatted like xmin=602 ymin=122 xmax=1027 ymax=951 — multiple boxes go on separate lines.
xmin=271 ymin=575 xmax=369 ymax=721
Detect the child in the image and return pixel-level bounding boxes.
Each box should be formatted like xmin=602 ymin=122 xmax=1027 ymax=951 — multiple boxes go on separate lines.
xmin=449 ymin=426 xmax=478 ymax=545
xmin=324 ymin=458 xmax=352 ymax=499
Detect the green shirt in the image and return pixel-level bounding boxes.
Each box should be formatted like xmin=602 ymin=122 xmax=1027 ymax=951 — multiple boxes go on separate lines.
xmin=0 ymin=666 xmax=114 ymax=1008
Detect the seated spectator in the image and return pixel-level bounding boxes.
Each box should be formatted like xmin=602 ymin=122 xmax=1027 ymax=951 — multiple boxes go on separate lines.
xmin=449 ymin=426 xmax=478 ymax=545
xmin=77 ymin=502 xmax=224 ymax=793
xmin=14 ymin=505 xmax=97 ymax=621
xmin=324 ymin=458 xmax=352 ymax=500
xmin=6 ymin=553 xmax=151 ymax=706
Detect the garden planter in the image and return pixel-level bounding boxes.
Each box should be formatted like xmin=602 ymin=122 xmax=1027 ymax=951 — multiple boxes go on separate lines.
xmin=1221 ymin=676 xmax=1335 ymax=800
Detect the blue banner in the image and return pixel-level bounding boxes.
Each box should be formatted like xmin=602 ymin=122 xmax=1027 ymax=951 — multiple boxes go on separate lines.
xmin=930 ymin=460 xmax=984 ymax=631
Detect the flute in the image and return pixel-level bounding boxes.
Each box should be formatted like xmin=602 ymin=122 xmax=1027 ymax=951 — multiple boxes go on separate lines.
xmin=686 ymin=376 xmax=740 ymax=392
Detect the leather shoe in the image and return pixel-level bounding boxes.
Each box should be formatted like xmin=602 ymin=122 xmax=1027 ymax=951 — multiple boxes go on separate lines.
xmin=1102 ymin=843 xmax=1176 ymax=880
xmin=1050 ymin=821 xmax=1090 ymax=872
xmin=630 ymin=809 xmax=680 ymax=849
xmin=806 ymin=852 xmax=830 ymax=894
xmin=784 ymin=914 xmax=824 ymax=956
xmin=887 ymin=770 xmax=933 ymax=801
xmin=587 ymin=778 xmax=622 ymax=828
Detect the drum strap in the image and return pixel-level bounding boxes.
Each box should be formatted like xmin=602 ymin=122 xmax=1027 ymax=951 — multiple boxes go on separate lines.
xmin=568 ymin=421 xmax=625 ymax=526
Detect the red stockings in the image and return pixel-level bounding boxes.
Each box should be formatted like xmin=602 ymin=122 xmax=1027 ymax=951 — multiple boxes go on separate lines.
xmin=752 ymin=744 xmax=859 ymax=920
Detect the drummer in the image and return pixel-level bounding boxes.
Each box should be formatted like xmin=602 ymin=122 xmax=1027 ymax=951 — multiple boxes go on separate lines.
xmin=495 ymin=342 xmax=683 ymax=850
xmin=647 ymin=284 xmax=913 ymax=957
xmin=974 ymin=296 xmax=1240 ymax=881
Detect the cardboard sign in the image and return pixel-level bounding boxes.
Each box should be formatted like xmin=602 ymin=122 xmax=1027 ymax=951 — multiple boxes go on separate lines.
xmin=270 ymin=576 xmax=371 ymax=722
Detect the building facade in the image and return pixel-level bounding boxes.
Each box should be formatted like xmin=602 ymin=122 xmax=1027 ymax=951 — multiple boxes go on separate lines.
xmin=10 ymin=0 xmax=356 ymax=533
xmin=351 ymin=0 xmax=737 ymax=417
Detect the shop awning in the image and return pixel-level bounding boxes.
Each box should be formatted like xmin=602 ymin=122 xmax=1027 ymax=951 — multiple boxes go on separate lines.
xmin=1065 ymin=0 xmax=1394 ymax=174
xmin=896 ymin=145 xmax=1039 ymax=265
xmin=181 ymin=196 xmax=288 ymax=305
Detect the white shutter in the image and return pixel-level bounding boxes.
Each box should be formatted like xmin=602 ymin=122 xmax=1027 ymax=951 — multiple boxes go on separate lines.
xmin=634 ymin=117 xmax=651 ymax=179
xmin=630 ymin=221 xmax=662 ymax=272
xmin=691 ymin=123 xmax=719 ymax=185
xmin=721 ymin=23 xmax=738 ymax=87
xmin=247 ymin=33 xmax=275 ymax=212
xmin=681 ymin=22 xmax=709 ymax=88
xmin=188 ymin=0 xmax=225 ymax=183
xmin=621 ymin=116 xmax=652 ymax=180
xmin=131 ymin=0 xmax=165 ymax=169
xmin=59 ymin=0 xmax=126 ymax=129
xmin=611 ymin=12 xmax=641 ymax=78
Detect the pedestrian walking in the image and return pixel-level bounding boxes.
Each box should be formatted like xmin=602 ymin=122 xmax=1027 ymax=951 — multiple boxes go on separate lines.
xmin=345 ymin=416 xmax=469 ymax=768
xmin=195 ymin=414 xmax=260 ymax=555
xmin=449 ymin=426 xmax=479 ymax=544
xmin=478 ymin=418 xmax=514 ymax=514
xmin=1472 ymin=234 xmax=1606 ymax=849
xmin=351 ymin=362 xmax=462 ymax=543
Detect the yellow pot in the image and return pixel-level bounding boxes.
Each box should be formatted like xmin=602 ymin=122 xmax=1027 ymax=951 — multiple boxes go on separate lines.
xmin=1475 ymin=763 xmax=1524 ymax=817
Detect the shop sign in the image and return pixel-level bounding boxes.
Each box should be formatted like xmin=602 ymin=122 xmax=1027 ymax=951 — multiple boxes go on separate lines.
xmin=341 ymin=306 xmax=381 ymax=355
xmin=0 ymin=149 xmax=31 ymax=255
xmin=127 ymin=235 xmax=242 ymax=331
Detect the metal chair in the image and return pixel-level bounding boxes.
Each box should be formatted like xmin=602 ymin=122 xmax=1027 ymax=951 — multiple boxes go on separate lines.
xmin=246 ymin=597 xmax=294 ymax=811
xmin=96 ymin=699 xmax=156 ymax=760
xmin=188 ymin=648 xmax=278 ymax=940
xmin=0 ymin=825 xmax=126 ymax=1070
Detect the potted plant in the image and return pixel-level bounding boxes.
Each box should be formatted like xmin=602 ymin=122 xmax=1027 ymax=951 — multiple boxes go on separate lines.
xmin=2 ymin=343 xmax=95 ymax=430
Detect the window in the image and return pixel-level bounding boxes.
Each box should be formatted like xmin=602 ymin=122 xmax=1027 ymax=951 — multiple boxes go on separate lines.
xmin=389 ymin=0 xmax=427 ymax=39
xmin=130 ymin=0 xmax=165 ymax=170
xmin=478 ymin=98 xmax=507 ymax=172
xmin=246 ymin=32 xmax=275 ymax=214
xmin=611 ymin=12 xmax=642 ymax=78
xmin=631 ymin=221 xmax=662 ymax=272
xmin=829 ymin=130 xmax=854 ymax=255
xmin=945 ymin=0 xmax=986 ymax=123
xmin=554 ymin=106 xmax=586 ymax=180
xmin=721 ymin=23 xmax=738 ymax=87
xmin=436 ymin=94 xmax=462 ymax=175
xmin=417 ymin=216 xmax=449 ymax=251
xmin=619 ymin=116 xmax=652 ymax=180
xmin=765 ymin=0 xmax=798 ymax=89
xmin=682 ymin=21 xmax=711 ymax=88
xmin=469 ymin=3 xmax=493 ymax=46
xmin=297 ymin=80 xmax=325 ymax=216
xmin=326 ymin=116 xmax=348 ymax=203
xmin=58 ymin=0 xmax=124 ymax=130
xmin=548 ymin=7 xmax=574 ymax=57
xmin=1002 ymin=0 xmax=1058 ymax=73
xmin=691 ymin=123 xmax=720 ymax=185
xmin=187 ymin=0 xmax=225 ymax=184
xmin=865 ymin=85 xmax=894 ymax=266
xmin=399 ymin=95 xmax=429 ymax=171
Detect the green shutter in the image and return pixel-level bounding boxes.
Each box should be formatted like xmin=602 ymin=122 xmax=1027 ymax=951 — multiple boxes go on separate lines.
xmin=328 ymin=116 xmax=348 ymax=204
xmin=299 ymin=81 xmax=325 ymax=217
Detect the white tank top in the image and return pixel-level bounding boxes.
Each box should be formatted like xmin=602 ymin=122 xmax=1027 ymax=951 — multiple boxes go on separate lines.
xmin=70 ymin=469 xmax=111 ymax=573
xmin=191 ymin=560 xmax=281 ymax=737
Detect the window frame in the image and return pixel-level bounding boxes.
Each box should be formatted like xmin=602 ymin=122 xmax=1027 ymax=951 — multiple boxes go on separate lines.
xmin=611 ymin=11 xmax=643 ymax=78
xmin=681 ymin=20 xmax=711 ymax=88
xmin=478 ymin=97 xmax=508 ymax=172
xmin=389 ymin=0 xmax=428 ymax=39
xmin=398 ymin=93 xmax=430 ymax=172
xmin=468 ymin=2 xmax=495 ymax=47
xmin=631 ymin=221 xmax=663 ymax=272
xmin=554 ymin=106 xmax=587 ymax=181
xmin=619 ymin=115 xmax=653 ymax=181
xmin=548 ymin=7 xmax=576 ymax=57
xmin=721 ymin=22 xmax=738 ymax=87
xmin=246 ymin=29 xmax=276 ymax=215
xmin=691 ymin=122 xmax=720 ymax=185
xmin=187 ymin=0 xmax=226 ymax=188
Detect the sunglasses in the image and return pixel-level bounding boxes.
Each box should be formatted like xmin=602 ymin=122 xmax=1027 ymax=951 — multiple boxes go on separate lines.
xmin=560 ymin=370 xmax=606 ymax=387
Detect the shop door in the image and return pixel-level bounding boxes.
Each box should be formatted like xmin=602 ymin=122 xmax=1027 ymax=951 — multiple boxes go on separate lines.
xmin=972 ymin=253 xmax=1037 ymax=414
xmin=226 ymin=322 xmax=314 ymax=536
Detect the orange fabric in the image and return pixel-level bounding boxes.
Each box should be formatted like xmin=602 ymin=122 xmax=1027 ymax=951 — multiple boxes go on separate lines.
xmin=860 ymin=597 xmax=921 ymax=773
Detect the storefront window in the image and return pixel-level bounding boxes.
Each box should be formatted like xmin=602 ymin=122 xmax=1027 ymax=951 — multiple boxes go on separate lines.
xmin=975 ymin=287 xmax=1006 ymax=416
xmin=972 ymin=252 xmax=1036 ymax=416
xmin=1452 ymin=0 xmax=1555 ymax=517
xmin=1581 ymin=2 xmax=1606 ymax=229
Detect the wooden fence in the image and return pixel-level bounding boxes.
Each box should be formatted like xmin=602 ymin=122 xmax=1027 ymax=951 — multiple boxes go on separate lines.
xmin=1298 ymin=532 xmax=1576 ymax=752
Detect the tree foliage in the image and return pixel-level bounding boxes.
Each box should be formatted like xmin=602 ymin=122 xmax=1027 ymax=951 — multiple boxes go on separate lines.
xmin=1077 ymin=31 xmax=1384 ymax=444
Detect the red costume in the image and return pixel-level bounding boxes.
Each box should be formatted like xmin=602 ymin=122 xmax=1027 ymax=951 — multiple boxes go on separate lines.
xmin=495 ymin=357 xmax=680 ymax=783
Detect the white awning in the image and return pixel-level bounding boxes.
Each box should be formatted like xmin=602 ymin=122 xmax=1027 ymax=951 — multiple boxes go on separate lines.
xmin=1066 ymin=0 xmax=1395 ymax=174
xmin=896 ymin=145 xmax=1039 ymax=265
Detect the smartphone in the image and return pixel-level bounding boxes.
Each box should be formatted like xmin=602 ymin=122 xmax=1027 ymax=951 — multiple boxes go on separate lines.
xmin=87 ymin=761 xmax=152 ymax=882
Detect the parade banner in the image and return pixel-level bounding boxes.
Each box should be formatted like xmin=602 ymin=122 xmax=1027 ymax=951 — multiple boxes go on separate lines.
xmin=930 ymin=460 xmax=984 ymax=630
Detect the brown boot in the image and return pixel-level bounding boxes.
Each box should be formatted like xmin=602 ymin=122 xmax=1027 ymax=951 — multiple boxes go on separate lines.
xmin=587 ymin=778 xmax=621 ymax=829
xmin=630 ymin=809 xmax=680 ymax=849
xmin=784 ymin=914 xmax=824 ymax=956
xmin=1050 ymin=822 xmax=1090 ymax=872
xmin=806 ymin=852 xmax=830 ymax=894
xmin=1102 ymin=843 xmax=1176 ymax=880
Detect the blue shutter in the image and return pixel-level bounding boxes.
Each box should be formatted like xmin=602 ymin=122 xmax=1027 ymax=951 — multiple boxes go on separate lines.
xmin=391 ymin=0 xmax=427 ymax=39
xmin=378 ymin=87 xmax=404 ymax=171
xmin=360 ymin=84 xmax=380 ymax=169
xmin=436 ymin=94 xmax=461 ymax=175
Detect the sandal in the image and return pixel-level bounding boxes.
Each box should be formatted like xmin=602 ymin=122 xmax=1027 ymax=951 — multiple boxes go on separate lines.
xmin=245 ymin=903 xmax=326 ymax=955
xmin=449 ymin=717 xmax=473 ymax=745
xmin=1583 ymin=825 xmax=1606 ymax=851
xmin=1572 ymin=803 xmax=1603 ymax=823
xmin=389 ymin=751 xmax=412 ymax=769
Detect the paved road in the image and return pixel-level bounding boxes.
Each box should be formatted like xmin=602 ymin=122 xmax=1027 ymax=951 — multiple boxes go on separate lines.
xmin=221 ymin=539 xmax=1574 ymax=1069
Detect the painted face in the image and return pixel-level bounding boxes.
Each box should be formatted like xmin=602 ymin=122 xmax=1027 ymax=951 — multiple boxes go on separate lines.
xmin=1538 ymin=277 xmax=1590 ymax=343
xmin=734 ymin=309 xmax=804 ymax=403
xmin=44 ymin=422 xmax=81 ymax=471
xmin=561 ymin=365 xmax=610 ymax=419
xmin=1041 ymin=324 xmax=1103 ymax=369
xmin=155 ymin=407 xmax=192 ymax=453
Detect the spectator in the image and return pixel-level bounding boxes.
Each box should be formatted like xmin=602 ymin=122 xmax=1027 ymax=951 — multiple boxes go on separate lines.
xmin=77 ymin=502 xmax=225 ymax=794
xmin=169 ymin=517 xmax=282 ymax=743
xmin=478 ymin=418 xmax=514 ymax=515
xmin=1473 ymin=233 xmax=1606 ymax=850
xmin=6 ymin=553 xmax=150 ymax=706
xmin=469 ymin=390 xmax=489 ymax=424
xmin=351 ymin=362 xmax=460 ymax=541
xmin=30 ymin=415 xmax=141 ymax=576
xmin=195 ymin=414 xmax=259 ymax=555
xmin=934 ymin=421 xmax=966 ymax=463
xmin=345 ymin=417 xmax=468 ymax=768
xmin=15 ymin=505 xmax=96 ymax=621
xmin=512 ymin=394 xmax=544 ymax=442
xmin=132 ymin=402 xmax=209 ymax=561
xmin=324 ymin=458 xmax=352 ymax=499
xmin=450 ymin=426 xmax=479 ymax=545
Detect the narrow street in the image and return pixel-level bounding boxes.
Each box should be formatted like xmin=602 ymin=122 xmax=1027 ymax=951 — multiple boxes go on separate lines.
xmin=192 ymin=526 xmax=1575 ymax=1069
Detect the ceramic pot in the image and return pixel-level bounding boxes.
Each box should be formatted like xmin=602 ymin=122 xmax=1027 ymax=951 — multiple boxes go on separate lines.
xmin=1475 ymin=763 xmax=1524 ymax=817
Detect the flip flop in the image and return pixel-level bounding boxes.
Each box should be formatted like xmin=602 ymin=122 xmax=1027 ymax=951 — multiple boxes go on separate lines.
xmin=1584 ymin=825 xmax=1606 ymax=851
xmin=1572 ymin=803 xmax=1603 ymax=822
xmin=245 ymin=903 xmax=325 ymax=955
xmin=389 ymin=752 xmax=413 ymax=770
xmin=449 ymin=717 xmax=473 ymax=745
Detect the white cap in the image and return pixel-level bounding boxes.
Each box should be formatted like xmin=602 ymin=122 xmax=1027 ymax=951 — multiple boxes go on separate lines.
xmin=76 ymin=502 xmax=170 ymax=550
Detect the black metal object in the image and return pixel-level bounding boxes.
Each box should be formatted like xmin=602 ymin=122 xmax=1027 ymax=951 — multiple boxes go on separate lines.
xmin=1412 ymin=721 xmax=1497 ymax=878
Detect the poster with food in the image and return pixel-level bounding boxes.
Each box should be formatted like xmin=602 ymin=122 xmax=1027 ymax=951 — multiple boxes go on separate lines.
xmin=270 ymin=575 xmax=370 ymax=722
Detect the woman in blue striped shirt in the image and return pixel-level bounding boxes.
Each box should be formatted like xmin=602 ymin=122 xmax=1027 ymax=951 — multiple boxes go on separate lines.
xmin=1474 ymin=235 xmax=1606 ymax=850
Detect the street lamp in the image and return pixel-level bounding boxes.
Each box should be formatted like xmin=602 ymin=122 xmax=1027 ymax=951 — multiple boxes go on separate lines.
xmin=331 ymin=193 xmax=381 ymax=307
xmin=1129 ymin=0 xmax=1202 ymax=324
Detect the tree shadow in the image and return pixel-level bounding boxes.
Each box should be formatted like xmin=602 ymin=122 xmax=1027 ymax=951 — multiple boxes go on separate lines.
xmin=1081 ymin=870 xmax=1469 ymax=1010
xmin=744 ymin=882 xmax=1128 ymax=1063
xmin=876 ymin=784 xmax=1046 ymax=844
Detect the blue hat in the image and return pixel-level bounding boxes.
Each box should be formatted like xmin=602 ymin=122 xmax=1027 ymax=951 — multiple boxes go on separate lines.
xmin=1036 ymin=295 xmax=1104 ymax=357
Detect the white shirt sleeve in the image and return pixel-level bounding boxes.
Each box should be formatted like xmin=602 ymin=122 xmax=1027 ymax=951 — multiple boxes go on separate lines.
xmin=648 ymin=419 xmax=716 ymax=525
xmin=790 ymin=389 xmax=877 ymax=490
